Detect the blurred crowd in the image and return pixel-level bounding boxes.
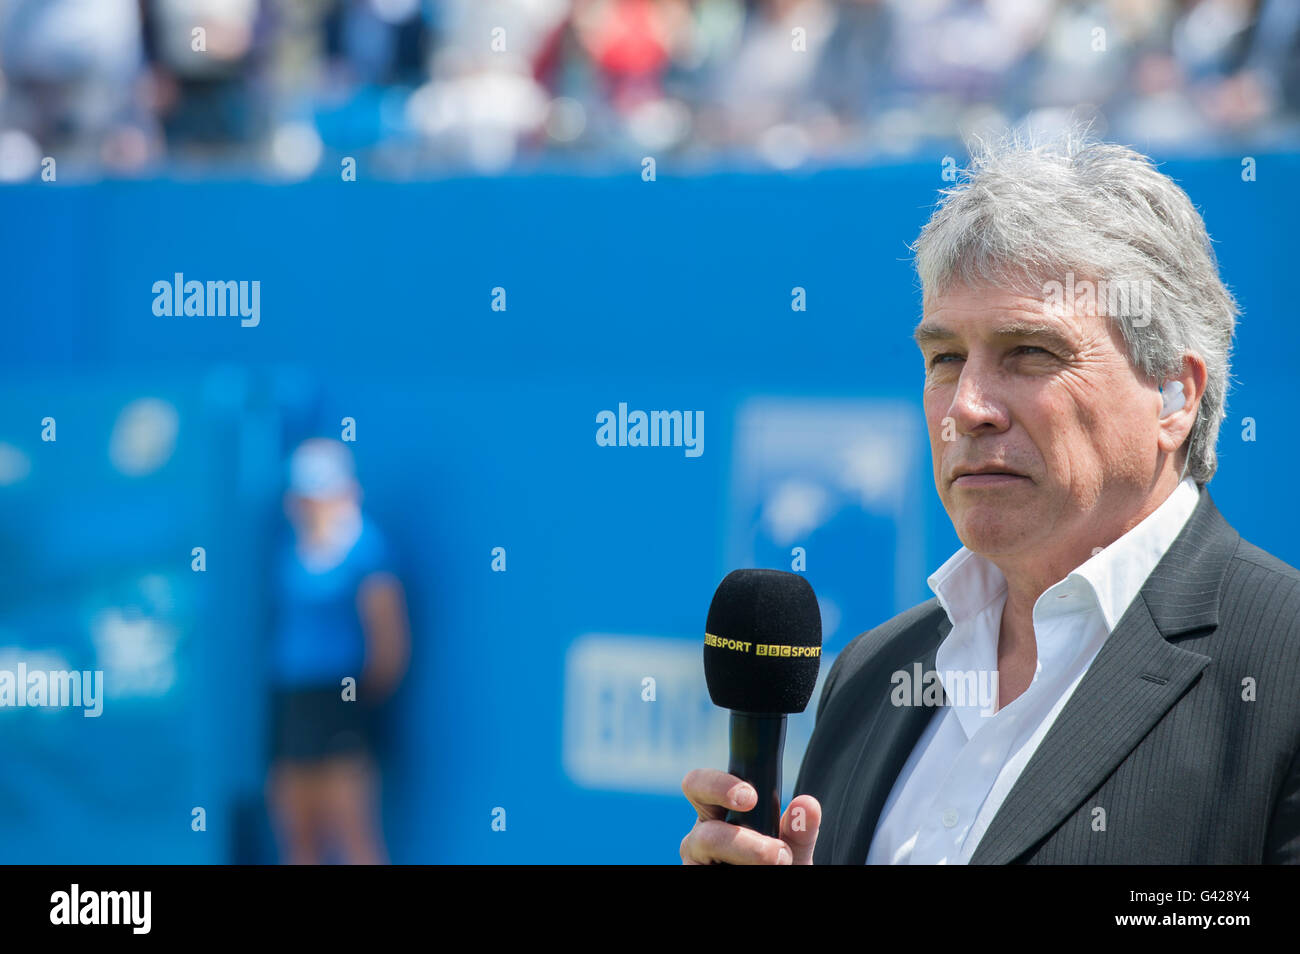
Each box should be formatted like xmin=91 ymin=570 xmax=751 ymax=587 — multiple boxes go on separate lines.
xmin=0 ymin=0 xmax=1297 ymax=179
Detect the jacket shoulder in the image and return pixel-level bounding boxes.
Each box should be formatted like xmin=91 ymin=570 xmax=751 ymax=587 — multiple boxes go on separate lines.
xmin=1222 ymin=536 xmax=1300 ymax=696
xmin=1223 ymin=536 xmax=1300 ymax=651
xmin=1231 ymin=537 xmax=1300 ymax=588
xmin=815 ymin=597 xmax=947 ymax=721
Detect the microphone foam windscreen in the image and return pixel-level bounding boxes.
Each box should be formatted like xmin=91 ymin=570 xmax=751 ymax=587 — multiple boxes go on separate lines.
xmin=704 ymin=568 xmax=822 ymax=714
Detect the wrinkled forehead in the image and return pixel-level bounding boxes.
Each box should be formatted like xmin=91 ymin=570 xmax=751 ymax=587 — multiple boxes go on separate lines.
xmin=915 ymin=278 xmax=1116 ymax=348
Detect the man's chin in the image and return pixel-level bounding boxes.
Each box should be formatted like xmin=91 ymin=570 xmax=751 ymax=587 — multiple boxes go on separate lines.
xmin=952 ymin=509 xmax=1036 ymax=557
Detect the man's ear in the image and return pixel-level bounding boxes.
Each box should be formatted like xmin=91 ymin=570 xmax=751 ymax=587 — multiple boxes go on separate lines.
xmin=1156 ymin=354 xmax=1208 ymax=458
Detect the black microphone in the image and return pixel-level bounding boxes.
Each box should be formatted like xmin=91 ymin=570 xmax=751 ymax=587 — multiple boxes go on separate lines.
xmin=704 ymin=568 xmax=822 ymax=839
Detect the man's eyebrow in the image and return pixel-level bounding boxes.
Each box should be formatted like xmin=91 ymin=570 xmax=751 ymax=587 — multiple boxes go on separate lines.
xmin=912 ymin=321 xmax=1077 ymax=353
xmin=912 ymin=323 xmax=954 ymax=347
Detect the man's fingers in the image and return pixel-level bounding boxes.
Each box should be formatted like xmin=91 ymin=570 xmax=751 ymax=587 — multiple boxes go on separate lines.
xmin=679 ymin=769 xmax=817 ymax=865
xmin=681 ymin=819 xmax=793 ymax=865
xmin=681 ymin=768 xmax=756 ymax=822
xmin=780 ymin=795 xmax=822 ymax=865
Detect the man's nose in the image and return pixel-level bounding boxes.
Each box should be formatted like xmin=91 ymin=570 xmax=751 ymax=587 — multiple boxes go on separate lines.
xmin=944 ymin=363 xmax=1009 ymax=435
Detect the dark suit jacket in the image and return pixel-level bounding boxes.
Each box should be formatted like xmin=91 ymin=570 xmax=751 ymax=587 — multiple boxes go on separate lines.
xmin=794 ymin=488 xmax=1300 ymax=863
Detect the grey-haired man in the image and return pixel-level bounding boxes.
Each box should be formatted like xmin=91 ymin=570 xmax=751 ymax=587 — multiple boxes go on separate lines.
xmin=680 ymin=129 xmax=1300 ymax=865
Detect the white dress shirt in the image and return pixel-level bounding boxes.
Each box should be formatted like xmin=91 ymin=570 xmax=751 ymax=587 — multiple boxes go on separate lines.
xmin=865 ymin=477 xmax=1201 ymax=864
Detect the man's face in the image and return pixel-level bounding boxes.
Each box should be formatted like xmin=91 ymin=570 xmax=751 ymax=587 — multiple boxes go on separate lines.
xmin=915 ymin=281 xmax=1163 ymax=564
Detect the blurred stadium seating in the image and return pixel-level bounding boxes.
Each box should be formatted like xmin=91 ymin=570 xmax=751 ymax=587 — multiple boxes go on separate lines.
xmin=1 ymin=0 xmax=1299 ymax=181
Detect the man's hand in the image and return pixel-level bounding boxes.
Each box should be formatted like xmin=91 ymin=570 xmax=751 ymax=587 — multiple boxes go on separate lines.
xmin=679 ymin=768 xmax=822 ymax=864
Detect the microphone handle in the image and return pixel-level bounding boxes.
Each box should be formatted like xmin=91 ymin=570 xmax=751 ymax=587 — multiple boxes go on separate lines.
xmin=723 ymin=711 xmax=787 ymax=839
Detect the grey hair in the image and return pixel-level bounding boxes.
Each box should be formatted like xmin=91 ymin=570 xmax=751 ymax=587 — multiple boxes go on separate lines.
xmin=912 ymin=125 xmax=1238 ymax=487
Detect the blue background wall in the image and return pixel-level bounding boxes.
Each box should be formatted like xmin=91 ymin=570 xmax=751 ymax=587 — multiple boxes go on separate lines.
xmin=0 ymin=155 xmax=1294 ymax=862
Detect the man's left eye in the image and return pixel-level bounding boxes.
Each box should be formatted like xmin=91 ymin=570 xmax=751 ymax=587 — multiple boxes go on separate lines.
xmin=1015 ymin=346 xmax=1052 ymax=357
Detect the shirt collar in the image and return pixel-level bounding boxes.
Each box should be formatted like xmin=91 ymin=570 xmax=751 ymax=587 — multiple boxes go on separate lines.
xmin=1061 ymin=477 xmax=1201 ymax=631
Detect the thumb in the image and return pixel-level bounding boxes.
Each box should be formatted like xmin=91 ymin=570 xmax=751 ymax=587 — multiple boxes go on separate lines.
xmin=780 ymin=795 xmax=822 ymax=865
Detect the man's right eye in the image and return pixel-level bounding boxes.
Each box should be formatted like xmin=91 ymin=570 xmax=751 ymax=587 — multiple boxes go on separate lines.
xmin=929 ymin=353 xmax=962 ymax=366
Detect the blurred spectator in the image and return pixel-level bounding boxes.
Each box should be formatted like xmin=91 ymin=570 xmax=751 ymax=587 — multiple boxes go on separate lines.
xmin=142 ymin=0 xmax=261 ymax=149
xmin=705 ymin=0 xmax=838 ymax=158
xmin=0 ymin=0 xmax=158 ymax=176
xmin=266 ymin=437 xmax=410 ymax=865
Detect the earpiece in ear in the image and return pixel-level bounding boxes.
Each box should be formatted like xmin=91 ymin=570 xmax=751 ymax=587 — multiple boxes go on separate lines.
xmin=1160 ymin=380 xmax=1185 ymax=417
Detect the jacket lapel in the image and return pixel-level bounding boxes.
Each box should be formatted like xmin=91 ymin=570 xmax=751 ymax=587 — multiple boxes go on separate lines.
xmin=967 ymin=489 xmax=1237 ymax=864
xmin=830 ymin=618 xmax=950 ymax=864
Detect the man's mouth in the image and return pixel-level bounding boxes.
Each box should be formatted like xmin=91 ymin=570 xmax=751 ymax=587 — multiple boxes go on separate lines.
xmin=951 ymin=468 xmax=1030 ymax=487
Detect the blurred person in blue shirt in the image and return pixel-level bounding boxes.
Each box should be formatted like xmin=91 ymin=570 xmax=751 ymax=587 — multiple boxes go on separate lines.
xmin=266 ymin=437 xmax=410 ymax=864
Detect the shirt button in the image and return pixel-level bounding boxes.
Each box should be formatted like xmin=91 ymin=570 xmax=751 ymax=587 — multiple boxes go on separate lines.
xmin=942 ymin=808 xmax=958 ymax=828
